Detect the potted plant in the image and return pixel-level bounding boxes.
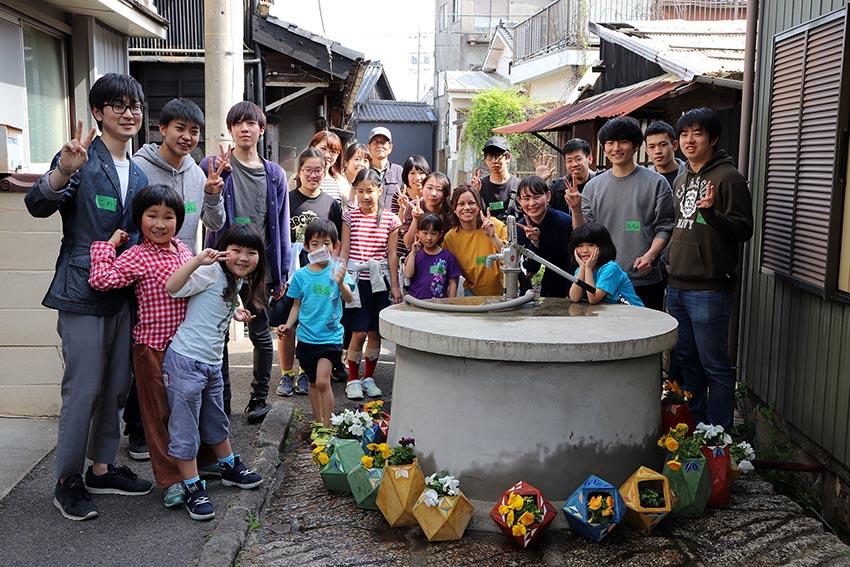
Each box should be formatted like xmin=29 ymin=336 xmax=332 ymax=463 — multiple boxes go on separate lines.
xmin=695 ymin=422 xmax=734 ymax=507
xmin=318 ymin=409 xmax=372 ymax=494
xmin=729 ymin=440 xmax=756 ymax=482
xmin=360 ymin=400 xmax=391 ymax=445
xmin=376 ymin=437 xmax=425 ymax=527
xmin=661 ymin=380 xmax=695 ymax=434
xmin=489 ymin=481 xmax=556 ymax=548
xmin=411 ymin=471 xmax=474 ymax=541
xmin=659 ymin=423 xmax=711 ymax=517
xmin=618 ymin=466 xmax=674 ymax=534
xmin=347 ymin=442 xmax=391 ymax=510
xmin=562 ymin=475 xmax=625 ymax=542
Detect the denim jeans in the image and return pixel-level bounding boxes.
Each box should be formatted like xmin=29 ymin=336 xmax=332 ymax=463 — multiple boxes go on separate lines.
xmin=666 ymin=286 xmax=735 ymax=430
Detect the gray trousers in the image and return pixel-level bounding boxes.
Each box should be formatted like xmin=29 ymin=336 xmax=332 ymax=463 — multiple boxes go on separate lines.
xmin=55 ymin=303 xmax=133 ymax=481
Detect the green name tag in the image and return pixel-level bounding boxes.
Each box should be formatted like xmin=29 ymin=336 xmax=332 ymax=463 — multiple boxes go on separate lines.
xmin=475 ymin=255 xmax=488 ymax=266
xmin=185 ymin=201 xmax=198 ymax=214
xmin=488 ymin=200 xmax=504 ymax=211
xmin=312 ymin=283 xmax=331 ymax=296
xmin=234 ymin=216 xmax=251 ymax=224
xmin=625 ymin=220 xmax=641 ymax=232
xmin=696 ymin=212 xmax=707 ymax=225
xmin=95 ymin=195 xmax=117 ymax=212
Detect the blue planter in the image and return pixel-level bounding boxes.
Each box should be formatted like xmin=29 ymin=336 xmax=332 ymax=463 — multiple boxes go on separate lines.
xmin=562 ymin=475 xmax=626 ymax=542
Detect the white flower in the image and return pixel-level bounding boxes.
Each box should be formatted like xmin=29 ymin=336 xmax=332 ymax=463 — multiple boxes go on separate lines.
xmin=424 ymin=473 xmax=436 ymax=485
xmin=349 ymin=423 xmax=364 ymax=437
xmin=444 ymin=478 xmax=460 ymax=496
xmin=722 ymin=434 xmax=733 ymax=446
xmin=738 ymin=460 xmax=754 ymax=473
xmin=330 ymin=413 xmax=344 ymax=426
xmin=423 ymin=489 xmax=440 ymax=507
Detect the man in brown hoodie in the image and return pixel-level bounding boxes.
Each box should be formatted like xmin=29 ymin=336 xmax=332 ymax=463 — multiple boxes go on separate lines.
xmin=666 ymin=107 xmax=753 ymax=431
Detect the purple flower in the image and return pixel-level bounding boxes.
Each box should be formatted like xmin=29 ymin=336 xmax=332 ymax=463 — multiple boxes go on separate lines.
xmin=399 ymin=437 xmax=415 ymax=447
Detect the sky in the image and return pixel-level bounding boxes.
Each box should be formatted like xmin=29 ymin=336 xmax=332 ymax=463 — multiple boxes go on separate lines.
xmin=270 ymin=0 xmax=436 ymax=101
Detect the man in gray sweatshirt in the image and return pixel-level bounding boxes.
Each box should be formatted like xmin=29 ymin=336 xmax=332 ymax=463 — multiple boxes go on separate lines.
xmin=571 ymin=116 xmax=674 ymax=310
xmin=126 ymin=98 xmax=225 ymax=461
xmin=134 ymin=98 xmax=225 ymax=253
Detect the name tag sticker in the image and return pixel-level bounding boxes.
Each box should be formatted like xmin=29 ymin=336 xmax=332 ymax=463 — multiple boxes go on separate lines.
xmin=625 ymin=220 xmax=641 ymax=232
xmin=475 ymin=255 xmax=488 ymax=266
xmin=234 ymin=216 xmax=251 ymax=224
xmin=696 ymin=212 xmax=708 ymax=225
xmin=185 ymin=201 xmax=198 ymax=214
xmin=95 ymin=195 xmax=118 ymax=212
xmin=488 ymin=201 xmax=505 ymax=211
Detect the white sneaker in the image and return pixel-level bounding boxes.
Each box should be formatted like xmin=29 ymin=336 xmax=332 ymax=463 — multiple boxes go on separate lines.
xmin=361 ymin=377 xmax=382 ymax=398
xmin=346 ymin=379 xmax=364 ymax=400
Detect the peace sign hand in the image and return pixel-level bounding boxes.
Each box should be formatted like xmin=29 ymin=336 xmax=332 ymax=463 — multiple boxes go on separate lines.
xmin=533 ymin=153 xmax=555 ymax=181
xmin=480 ymin=209 xmax=495 ymax=237
xmin=517 ymin=221 xmax=540 ymax=247
xmin=397 ymin=192 xmax=411 ymax=218
xmin=564 ymin=175 xmax=582 ymax=210
xmin=59 ymin=120 xmax=97 ymax=175
xmin=470 ymin=168 xmax=482 ymax=191
xmin=205 ymin=147 xmax=231 ymax=195
xmin=410 ymin=198 xmax=424 ymax=220
xmin=411 ymin=235 xmax=423 ymax=253
xmin=696 ymin=181 xmax=715 ymax=209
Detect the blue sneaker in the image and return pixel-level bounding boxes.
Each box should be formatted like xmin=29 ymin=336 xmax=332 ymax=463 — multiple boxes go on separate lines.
xmin=183 ymin=480 xmax=215 ymax=521
xmin=163 ymin=482 xmax=185 ymax=508
xmin=220 ymin=455 xmax=263 ymax=489
xmin=276 ymin=373 xmax=294 ymax=397
xmin=294 ymin=372 xmax=309 ymax=395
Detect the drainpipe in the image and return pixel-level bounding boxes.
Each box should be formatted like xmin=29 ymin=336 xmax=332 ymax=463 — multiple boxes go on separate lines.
xmin=204 ymin=0 xmax=244 ymax=154
xmin=251 ymin=0 xmax=265 ymax=157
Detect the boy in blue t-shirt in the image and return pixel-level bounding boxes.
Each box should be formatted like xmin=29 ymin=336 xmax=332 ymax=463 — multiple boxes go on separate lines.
xmin=277 ymin=220 xmax=354 ymax=428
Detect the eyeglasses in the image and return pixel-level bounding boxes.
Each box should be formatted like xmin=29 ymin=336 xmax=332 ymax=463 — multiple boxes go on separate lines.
xmin=370 ymin=138 xmax=391 ymax=146
xmin=300 ymin=167 xmax=325 ymax=177
xmin=106 ymin=103 xmax=144 ymax=116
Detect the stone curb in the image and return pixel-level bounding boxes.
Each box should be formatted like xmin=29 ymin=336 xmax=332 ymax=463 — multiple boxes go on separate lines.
xmin=196 ymin=401 xmax=294 ymax=567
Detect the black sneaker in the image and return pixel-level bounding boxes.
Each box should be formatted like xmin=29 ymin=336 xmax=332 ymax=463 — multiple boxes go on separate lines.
xmin=245 ymin=399 xmax=270 ymax=425
xmin=332 ymin=360 xmax=347 ymax=382
xmin=183 ymin=479 xmax=215 ymax=521
xmin=128 ymin=431 xmax=150 ymax=461
xmin=220 ymin=455 xmax=263 ymax=489
xmin=85 ymin=464 xmax=153 ymax=496
xmin=54 ymin=474 xmax=97 ymax=521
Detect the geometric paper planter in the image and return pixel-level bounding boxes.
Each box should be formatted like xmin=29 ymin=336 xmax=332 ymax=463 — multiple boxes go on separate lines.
xmin=618 ymin=466 xmax=674 ymax=534
xmin=562 ymin=475 xmax=626 ymax=542
xmin=377 ymin=412 xmax=391 ymax=441
xmin=663 ymin=455 xmax=711 ymax=518
xmin=661 ymin=404 xmax=695 ymax=437
xmin=488 ymin=481 xmax=557 ymax=548
xmin=701 ymin=445 xmax=733 ymax=508
xmin=361 ymin=423 xmax=385 ymax=452
xmin=412 ymin=491 xmax=475 ymax=542
xmin=347 ymin=464 xmax=384 ymax=510
xmin=376 ymin=459 xmax=426 ymax=527
xmin=319 ymin=438 xmax=364 ymax=494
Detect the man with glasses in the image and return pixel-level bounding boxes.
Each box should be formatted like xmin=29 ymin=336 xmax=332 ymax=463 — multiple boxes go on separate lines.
xmin=471 ymin=136 xmax=520 ymax=222
xmin=26 ymin=73 xmax=154 ymax=521
xmin=367 ymin=127 xmax=403 ymax=212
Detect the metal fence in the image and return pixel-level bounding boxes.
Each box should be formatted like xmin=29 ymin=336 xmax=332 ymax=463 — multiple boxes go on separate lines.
xmin=512 ymin=0 xmax=748 ymax=62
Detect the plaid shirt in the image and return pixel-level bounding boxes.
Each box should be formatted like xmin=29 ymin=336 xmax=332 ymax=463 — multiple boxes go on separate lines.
xmin=89 ymin=239 xmax=193 ymax=351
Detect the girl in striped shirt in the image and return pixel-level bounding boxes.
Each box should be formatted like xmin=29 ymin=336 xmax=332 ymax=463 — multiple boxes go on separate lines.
xmin=339 ymin=169 xmax=401 ymax=401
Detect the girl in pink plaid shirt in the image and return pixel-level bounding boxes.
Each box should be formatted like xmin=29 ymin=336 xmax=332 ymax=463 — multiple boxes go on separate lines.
xmin=89 ymin=183 xmax=211 ymax=508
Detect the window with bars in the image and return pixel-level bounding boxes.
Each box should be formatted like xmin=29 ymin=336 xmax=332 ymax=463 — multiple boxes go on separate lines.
xmin=761 ymin=7 xmax=850 ymax=299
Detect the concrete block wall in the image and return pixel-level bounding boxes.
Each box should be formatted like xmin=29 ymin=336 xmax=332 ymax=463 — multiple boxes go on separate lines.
xmin=0 ymin=193 xmax=62 ymax=416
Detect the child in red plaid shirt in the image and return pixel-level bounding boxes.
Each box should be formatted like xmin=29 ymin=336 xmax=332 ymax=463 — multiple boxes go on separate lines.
xmin=89 ymin=183 xmax=217 ymax=508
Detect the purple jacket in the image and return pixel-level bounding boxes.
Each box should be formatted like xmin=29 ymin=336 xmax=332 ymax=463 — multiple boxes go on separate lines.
xmin=201 ymin=155 xmax=291 ymax=295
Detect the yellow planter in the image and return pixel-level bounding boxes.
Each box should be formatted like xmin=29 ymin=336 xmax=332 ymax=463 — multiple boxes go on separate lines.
xmin=618 ymin=466 xmax=674 ymax=534
xmin=376 ymin=459 xmax=426 ymax=527
xmin=412 ymin=491 xmax=474 ymax=542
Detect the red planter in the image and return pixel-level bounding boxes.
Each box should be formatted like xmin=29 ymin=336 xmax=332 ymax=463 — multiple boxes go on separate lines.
xmin=700 ymin=445 xmax=732 ymax=507
xmin=489 ymin=481 xmax=557 ymax=548
xmin=661 ymin=403 xmax=695 ymax=435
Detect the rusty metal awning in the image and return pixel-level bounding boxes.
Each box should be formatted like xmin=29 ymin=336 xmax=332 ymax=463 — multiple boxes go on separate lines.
xmin=494 ymin=74 xmax=687 ymax=134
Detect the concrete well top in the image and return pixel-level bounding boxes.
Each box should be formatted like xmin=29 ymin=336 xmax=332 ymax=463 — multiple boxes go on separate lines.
xmin=380 ymin=297 xmax=678 ymax=362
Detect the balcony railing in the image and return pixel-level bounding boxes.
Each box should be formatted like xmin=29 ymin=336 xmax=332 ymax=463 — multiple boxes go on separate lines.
xmin=512 ymin=0 xmax=747 ymax=62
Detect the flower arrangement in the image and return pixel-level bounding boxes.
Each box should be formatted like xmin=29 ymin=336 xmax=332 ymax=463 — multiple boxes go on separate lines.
xmin=497 ymin=491 xmax=543 ymax=537
xmin=422 ymin=471 xmax=460 ymax=507
xmin=661 ymin=380 xmax=692 ymax=404
xmin=586 ymin=493 xmax=616 ymax=525
xmin=730 ymin=440 xmax=756 ymax=472
xmin=375 ymin=438 xmax=424 ymax=527
xmin=360 ymin=442 xmax=394 ymax=470
xmin=387 ymin=437 xmax=416 ymax=466
xmin=695 ymin=422 xmax=732 ymax=447
xmin=361 ymin=400 xmax=385 ymax=419
xmin=657 ymin=423 xmax=703 ymax=471
xmin=619 ymin=467 xmax=673 ymax=533
xmin=330 ymin=408 xmax=374 ymax=439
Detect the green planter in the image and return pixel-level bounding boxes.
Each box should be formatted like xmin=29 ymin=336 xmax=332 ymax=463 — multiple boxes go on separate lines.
xmin=319 ymin=438 xmax=364 ymax=494
xmin=347 ymin=465 xmax=384 ymax=510
xmin=663 ymin=455 xmax=710 ymax=518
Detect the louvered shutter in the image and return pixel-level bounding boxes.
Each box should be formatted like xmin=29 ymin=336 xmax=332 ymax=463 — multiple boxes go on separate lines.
xmin=761 ymin=8 xmax=850 ymax=296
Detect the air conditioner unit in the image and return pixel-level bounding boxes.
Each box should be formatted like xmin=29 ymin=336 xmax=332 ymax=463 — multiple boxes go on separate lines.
xmin=0 ymin=124 xmax=24 ymax=174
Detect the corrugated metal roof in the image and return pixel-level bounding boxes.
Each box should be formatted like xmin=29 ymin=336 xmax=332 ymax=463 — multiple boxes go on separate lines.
xmin=353 ymin=101 xmax=436 ymax=123
xmin=264 ymin=16 xmax=364 ymax=61
xmin=354 ymin=61 xmax=394 ymax=105
xmin=445 ymin=70 xmax=510 ymax=93
xmin=494 ymin=73 xmax=685 ymax=134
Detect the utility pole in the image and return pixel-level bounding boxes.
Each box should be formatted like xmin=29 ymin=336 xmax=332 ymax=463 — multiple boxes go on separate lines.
xmin=204 ymin=0 xmax=244 ymax=153
xmin=416 ymin=27 xmax=422 ymax=100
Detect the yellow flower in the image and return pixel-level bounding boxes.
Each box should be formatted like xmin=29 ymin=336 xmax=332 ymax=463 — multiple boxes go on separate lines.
xmin=508 ymin=492 xmax=524 ymax=510
xmin=606 ymin=496 xmax=614 ymax=509
xmin=312 ymin=445 xmax=326 ymax=454
xmin=317 ymin=452 xmax=329 ymax=465
xmin=519 ymin=511 xmax=535 ymax=526
xmin=657 ymin=437 xmax=666 ymax=448
xmin=512 ymin=523 xmax=527 ymax=537
xmin=378 ymin=443 xmax=393 ymax=458
xmin=667 ymin=459 xmax=682 ymax=471
xmin=361 ymin=455 xmax=374 ymax=469
xmin=602 ymin=507 xmax=613 ymax=517
xmin=498 ymin=504 xmax=510 ymax=516
xmin=676 ymin=423 xmax=689 ymax=434
xmin=366 ymin=443 xmax=378 ymax=451
xmin=683 ymin=390 xmax=693 ymax=400
xmin=506 ymin=510 xmax=514 ymax=526
xmin=664 ymin=437 xmax=679 ymax=452
xmin=588 ymin=495 xmax=602 ymax=511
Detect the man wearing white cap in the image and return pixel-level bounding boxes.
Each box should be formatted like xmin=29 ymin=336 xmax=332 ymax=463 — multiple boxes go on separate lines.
xmin=367 ymin=126 xmax=404 ymax=211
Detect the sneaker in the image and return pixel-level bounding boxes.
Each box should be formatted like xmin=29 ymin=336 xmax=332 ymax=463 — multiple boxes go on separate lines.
xmin=276 ymin=373 xmax=295 ymax=397
xmin=346 ymin=379 xmax=364 ymax=400
xmin=245 ymin=399 xmax=270 ymax=424
xmin=54 ymin=474 xmax=97 ymax=521
xmin=85 ymin=464 xmax=153 ymax=496
xmin=219 ymin=455 xmax=263 ymax=489
xmin=163 ymin=482 xmax=185 ymax=508
xmin=199 ymin=462 xmax=222 ymax=479
xmin=128 ymin=431 xmax=150 ymax=461
xmin=183 ymin=479 xmax=215 ymax=521
xmin=332 ymin=360 xmax=347 ymax=382
xmin=294 ymin=372 xmax=309 ymax=395
xmin=361 ymin=377 xmax=382 ymax=398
